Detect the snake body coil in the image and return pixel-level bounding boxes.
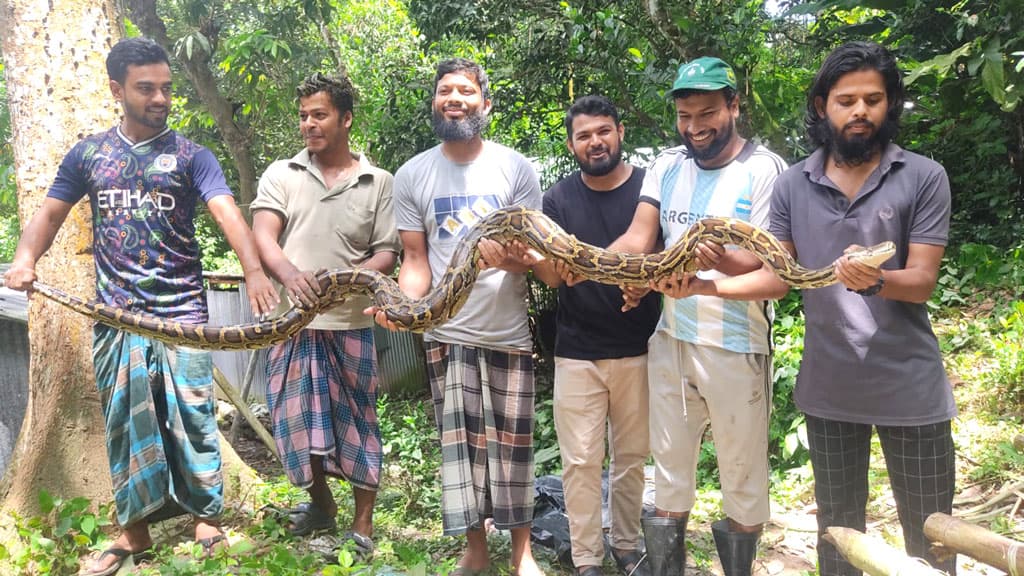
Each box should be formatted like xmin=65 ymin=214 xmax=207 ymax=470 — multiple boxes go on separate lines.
xmin=23 ymin=206 xmax=895 ymax=350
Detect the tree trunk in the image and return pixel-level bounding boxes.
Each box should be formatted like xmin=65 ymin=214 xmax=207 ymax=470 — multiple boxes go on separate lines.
xmin=924 ymin=512 xmax=1024 ymax=573
xmin=823 ymin=527 xmax=944 ymax=576
xmin=127 ymin=0 xmax=260 ymax=212
xmin=0 ymin=0 xmax=122 ymax=514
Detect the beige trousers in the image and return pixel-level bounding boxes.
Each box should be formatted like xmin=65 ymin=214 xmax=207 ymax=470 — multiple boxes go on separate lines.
xmin=647 ymin=331 xmax=772 ymax=526
xmin=554 ymin=355 xmax=650 ymax=568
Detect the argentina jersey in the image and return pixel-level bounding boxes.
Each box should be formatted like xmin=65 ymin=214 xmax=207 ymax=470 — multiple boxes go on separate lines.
xmin=639 ymin=142 xmax=787 ymax=355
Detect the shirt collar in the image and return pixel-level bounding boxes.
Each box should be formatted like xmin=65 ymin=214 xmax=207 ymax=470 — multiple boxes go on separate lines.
xmin=803 ymin=142 xmax=906 ymax=180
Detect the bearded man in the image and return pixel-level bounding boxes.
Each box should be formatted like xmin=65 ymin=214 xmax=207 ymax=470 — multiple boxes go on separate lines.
xmin=525 ymin=94 xmax=659 ymax=576
xmin=368 ymin=57 xmax=545 ymax=576
xmin=609 ymin=56 xmax=789 ymax=576
xmin=656 ymin=42 xmax=957 ymax=576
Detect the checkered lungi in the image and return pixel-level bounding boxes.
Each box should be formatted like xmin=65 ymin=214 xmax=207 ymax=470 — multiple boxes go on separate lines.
xmin=424 ymin=341 xmax=536 ymax=535
xmin=266 ymin=328 xmax=381 ymax=491
xmin=93 ymin=324 xmax=223 ymax=526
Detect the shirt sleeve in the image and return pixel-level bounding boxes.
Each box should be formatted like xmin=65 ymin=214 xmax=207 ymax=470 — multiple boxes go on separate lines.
xmin=46 ymin=144 xmax=91 ymax=203
xmin=909 ymin=162 xmax=951 ymax=246
xmin=251 ymin=162 xmax=290 ymax=220
xmin=369 ymin=171 xmax=402 ymax=253
xmin=512 ymin=153 xmax=542 ymax=210
xmin=393 ymin=163 xmax=424 ymax=233
xmin=768 ymin=172 xmax=794 ymax=243
xmin=749 ymin=154 xmax=788 ymax=230
xmin=191 ymin=148 xmax=233 ymax=202
xmin=542 ymin=185 xmax=562 ymax=228
xmin=638 ymin=161 xmax=661 ymax=209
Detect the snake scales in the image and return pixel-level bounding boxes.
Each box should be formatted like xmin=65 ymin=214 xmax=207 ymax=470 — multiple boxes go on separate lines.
xmin=15 ymin=206 xmax=895 ymax=350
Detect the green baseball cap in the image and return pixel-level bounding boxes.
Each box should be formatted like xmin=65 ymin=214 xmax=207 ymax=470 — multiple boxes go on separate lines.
xmin=671 ymin=56 xmax=737 ymax=92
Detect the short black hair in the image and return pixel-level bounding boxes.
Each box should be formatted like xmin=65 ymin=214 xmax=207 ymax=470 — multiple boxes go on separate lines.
xmin=672 ymin=87 xmax=738 ymax=105
xmin=564 ymin=95 xmax=620 ymax=138
xmin=106 ymin=37 xmax=170 ymax=84
xmin=805 ymin=41 xmax=905 ymax=149
xmin=296 ymin=73 xmax=357 ymax=115
xmin=433 ymin=58 xmax=491 ymax=102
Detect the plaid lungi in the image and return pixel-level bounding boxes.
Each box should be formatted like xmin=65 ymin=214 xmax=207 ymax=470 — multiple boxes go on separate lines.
xmin=93 ymin=324 xmax=223 ymax=526
xmin=266 ymin=328 xmax=381 ymax=490
xmin=424 ymin=341 xmax=536 ymax=535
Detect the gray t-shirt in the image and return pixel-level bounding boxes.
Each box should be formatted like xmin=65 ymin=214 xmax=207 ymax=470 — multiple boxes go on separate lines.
xmin=770 ymin=144 xmax=956 ymax=426
xmin=394 ymin=142 xmax=541 ymax=351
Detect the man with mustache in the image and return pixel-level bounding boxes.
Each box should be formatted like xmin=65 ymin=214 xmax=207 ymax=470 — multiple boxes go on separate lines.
xmin=3 ymin=37 xmax=278 ymax=576
xmin=611 ymin=56 xmax=788 ymax=576
xmin=251 ymin=73 xmax=399 ymax=561
xmin=667 ymin=41 xmax=957 ymax=575
xmin=369 ymin=58 xmax=545 ymax=576
xmin=527 ymin=95 xmax=660 ymax=576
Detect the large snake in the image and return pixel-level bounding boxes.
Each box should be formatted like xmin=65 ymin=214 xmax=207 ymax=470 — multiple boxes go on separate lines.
xmin=8 ymin=207 xmax=895 ymax=350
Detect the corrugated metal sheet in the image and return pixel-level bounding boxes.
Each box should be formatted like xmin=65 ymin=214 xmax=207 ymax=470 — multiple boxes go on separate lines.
xmin=206 ymin=276 xmax=427 ymax=398
xmin=0 ymin=318 xmax=29 ymax=476
xmin=372 ymin=325 xmax=428 ymax=397
xmin=206 ymin=280 xmax=269 ymax=402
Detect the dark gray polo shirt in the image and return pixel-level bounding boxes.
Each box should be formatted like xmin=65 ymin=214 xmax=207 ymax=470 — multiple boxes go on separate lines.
xmin=769 ymin=143 xmax=956 ymax=426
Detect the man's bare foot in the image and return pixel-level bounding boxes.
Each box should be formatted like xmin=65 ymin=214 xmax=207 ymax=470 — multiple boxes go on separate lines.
xmin=512 ymin=556 xmax=546 ymax=576
xmin=79 ymin=525 xmax=151 ymax=575
xmin=194 ymin=518 xmax=227 ymax=557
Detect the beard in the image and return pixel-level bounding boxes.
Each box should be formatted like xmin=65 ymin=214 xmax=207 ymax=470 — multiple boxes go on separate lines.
xmin=576 ymin=143 xmax=623 ymax=177
xmin=432 ymin=107 xmax=489 ymax=142
xmin=683 ymin=120 xmax=734 ymax=162
xmin=825 ymin=116 xmax=897 ymax=165
xmin=123 ymin=99 xmax=168 ymax=130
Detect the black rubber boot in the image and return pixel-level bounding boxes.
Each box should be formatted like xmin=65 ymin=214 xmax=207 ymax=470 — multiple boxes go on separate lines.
xmin=641 ymin=516 xmax=686 ymax=576
xmin=711 ymin=519 xmax=760 ymax=576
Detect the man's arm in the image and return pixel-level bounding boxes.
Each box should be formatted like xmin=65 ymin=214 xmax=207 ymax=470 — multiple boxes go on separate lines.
xmin=366 ymin=230 xmax=431 ymax=331
xmin=206 ymin=195 xmax=279 ymax=315
xmin=2 ymin=197 xmax=75 ymax=291
xmin=655 ymin=239 xmax=794 ymax=301
xmin=251 ymin=209 xmax=324 ymax=309
xmin=607 ymin=202 xmax=661 ymax=254
xmin=359 ymin=250 xmax=398 ymax=276
xmin=835 ymin=242 xmax=944 ymax=304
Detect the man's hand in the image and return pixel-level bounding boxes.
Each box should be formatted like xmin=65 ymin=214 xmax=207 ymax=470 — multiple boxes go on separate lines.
xmin=2 ymin=260 xmax=37 ymax=292
xmin=620 ymin=285 xmax=652 ymax=312
xmin=552 ymin=259 xmax=584 ymax=286
xmin=834 ymin=245 xmax=883 ymax=292
xmin=243 ymin=269 xmax=280 ymax=316
xmin=650 ymin=272 xmax=704 ymax=299
xmin=363 ymin=306 xmax=405 ymax=332
xmin=281 ymin=269 xmax=322 ymax=309
xmin=693 ymin=240 xmax=725 ymax=271
xmin=477 ymin=238 xmax=517 ymax=271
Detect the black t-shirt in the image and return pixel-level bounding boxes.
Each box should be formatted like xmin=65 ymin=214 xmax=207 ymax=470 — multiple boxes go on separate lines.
xmin=542 ymin=167 xmax=661 ymax=360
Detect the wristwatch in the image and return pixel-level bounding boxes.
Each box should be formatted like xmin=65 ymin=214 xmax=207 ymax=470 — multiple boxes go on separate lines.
xmin=854 ymin=275 xmax=885 ymax=296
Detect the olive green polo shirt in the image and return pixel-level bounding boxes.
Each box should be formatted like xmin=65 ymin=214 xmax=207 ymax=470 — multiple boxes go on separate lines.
xmin=252 ymin=150 xmax=400 ymax=330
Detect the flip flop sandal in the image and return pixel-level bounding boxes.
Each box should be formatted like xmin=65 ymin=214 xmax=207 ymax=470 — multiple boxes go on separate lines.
xmin=78 ymin=546 xmax=153 ymax=576
xmin=341 ymin=531 xmax=374 ymax=563
xmin=197 ymin=533 xmax=228 ymax=558
xmin=287 ymin=505 xmax=337 ymax=537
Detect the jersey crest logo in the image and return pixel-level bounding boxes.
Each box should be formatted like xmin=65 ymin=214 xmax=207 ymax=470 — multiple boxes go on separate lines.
xmin=154 ymin=154 xmax=177 ymax=172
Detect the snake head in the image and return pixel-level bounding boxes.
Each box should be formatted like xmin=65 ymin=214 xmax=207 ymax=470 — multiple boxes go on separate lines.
xmin=847 ymin=241 xmax=897 ymax=268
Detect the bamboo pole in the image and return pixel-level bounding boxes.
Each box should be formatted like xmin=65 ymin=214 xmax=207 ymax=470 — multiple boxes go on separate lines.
xmin=924 ymin=512 xmax=1024 ymax=576
xmin=823 ymin=527 xmax=944 ymax=576
xmin=213 ymin=366 xmax=279 ymax=460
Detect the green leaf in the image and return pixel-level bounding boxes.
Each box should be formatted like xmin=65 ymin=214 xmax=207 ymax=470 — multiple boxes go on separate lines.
xmin=228 ymin=540 xmax=256 ymax=555
xmin=80 ymin=515 xmax=96 ymax=536
xmin=38 ymin=490 xmax=54 ymax=514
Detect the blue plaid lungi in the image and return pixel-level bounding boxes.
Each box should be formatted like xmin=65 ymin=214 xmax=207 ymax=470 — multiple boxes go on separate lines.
xmin=266 ymin=328 xmax=381 ymax=491
xmin=93 ymin=324 xmax=223 ymax=526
